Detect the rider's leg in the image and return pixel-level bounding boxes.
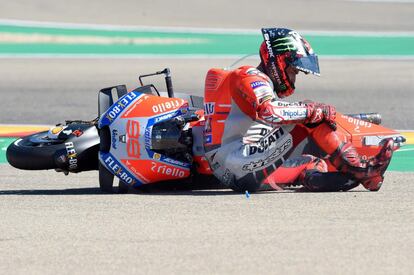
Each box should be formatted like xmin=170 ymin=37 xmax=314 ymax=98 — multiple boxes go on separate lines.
xmin=263 ymin=155 xmax=327 ymax=188
xmin=264 ymin=155 xmax=359 ymax=191
xmin=310 ymin=123 xmax=394 ymax=191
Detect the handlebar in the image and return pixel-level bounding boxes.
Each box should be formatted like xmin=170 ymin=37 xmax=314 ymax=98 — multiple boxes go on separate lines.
xmin=138 ymin=68 xmax=174 ymax=98
xmin=346 ymin=113 xmax=381 ymax=125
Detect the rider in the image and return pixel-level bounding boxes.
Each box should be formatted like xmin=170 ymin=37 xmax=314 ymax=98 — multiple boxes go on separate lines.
xmin=203 ymin=27 xmax=394 ymax=192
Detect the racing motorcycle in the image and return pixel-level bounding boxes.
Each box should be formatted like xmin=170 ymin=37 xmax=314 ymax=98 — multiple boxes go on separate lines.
xmin=6 ymin=68 xmax=406 ymax=193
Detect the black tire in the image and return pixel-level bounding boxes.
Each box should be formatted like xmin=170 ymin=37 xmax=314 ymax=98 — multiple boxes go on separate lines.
xmin=99 ymin=162 xmax=115 ymax=193
xmin=118 ymin=180 xmax=130 ymax=194
xmin=98 ymin=162 xmax=130 ymax=194
xmin=6 ymin=132 xmax=64 ymax=170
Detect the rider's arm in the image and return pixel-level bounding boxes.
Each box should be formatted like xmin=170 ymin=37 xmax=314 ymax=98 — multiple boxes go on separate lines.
xmin=232 ymin=73 xmax=335 ymax=126
xmin=258 ymin=96 xmax=336 ymax=127
xmin=258 ymin=99 xmax=309 ymax=125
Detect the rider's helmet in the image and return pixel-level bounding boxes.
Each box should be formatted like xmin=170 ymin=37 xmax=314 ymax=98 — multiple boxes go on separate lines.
xmin=259 ymin=28 xmax=320 ymax=98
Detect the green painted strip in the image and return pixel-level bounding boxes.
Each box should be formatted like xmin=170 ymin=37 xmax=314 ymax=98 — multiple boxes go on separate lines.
xmin=1 ymin=24 xmax=414 ymax=56
xmin=1 ymin=137 xmax=413 ymax=172
xmin=388 ymin=145 xmax=414 ymax=172
xmin=0 ymin=138 xmax=14 ymax=164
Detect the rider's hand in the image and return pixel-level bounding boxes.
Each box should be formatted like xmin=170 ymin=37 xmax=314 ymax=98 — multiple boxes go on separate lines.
xmin=305 ymin=102 xmax=337 ymax=130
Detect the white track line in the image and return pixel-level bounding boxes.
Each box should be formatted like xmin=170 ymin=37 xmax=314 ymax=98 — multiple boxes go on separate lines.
xmin=395 ymin=148 xmax=414 ymax=152
xmin=1 ymin=54 xmax=414 ymax=60
xmin=0 ymin=33 xmax=208 ymax=45
xmin=345 ymin=0 xmax=414 ymax=3
xmin=1 ymin=19 xmax=414 ymax=37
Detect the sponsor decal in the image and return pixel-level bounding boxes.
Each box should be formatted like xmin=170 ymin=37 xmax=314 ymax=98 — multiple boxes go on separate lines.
xmin=154 ymin=112 xmax=174 ymax=123
xmin=126 ymin=120 xmax=141 ymax=158
xmin=250 ymin=81 xmax=267 ymax=89
xmin=204 ymin=102 xmax=215 ymax=116
xmin=258 ymin=128 xmax=270 ymax=136
xmin=104 ymin=155 xmax=137 ymax=185
xmin=302 ymin=38 xmax=313 ymax=54
xmin=253 ymin=86 xmax=272 ymax=96
xmin=122 ymin=96 xmax=187 ymax=118
xmin=56 ymin=154 xmax=66 ymax=164
xmin=204 ymin=134 xmax=212 ymax=144
xmin=161 ymin=157 xmax=190 ymax=168
xmin=243 ymin=139 xmax=292 ymax=171
xmin=346 ymin=116 xmax=372 ymax=128
xmin=121 ymin=159 xmax=190 ymax=183
xmin=264 ymin=33 xmax=275 ymax=58
xmin=346 ymin=116 xmax=372 ymax=133
xmin=145 ymin=126 xmax=152 ymax=149
xmin=111 ymin=129 xmax=118 ymax=149
xmin=289 ymin=31 xmax=307 ymax=56
xmin=147 ymin=108 xmax=187 ymax=127
xmin=119 ymin=134 xmax=126 ymax=143
xmin=276 ymin=102 xmax=303 ymax=107
xmin=62 ymin=129 xmax=73 ymax=136
xmin=259 ymin=95 xmax=273 ymax=104
xmin=103 ymin=92 xmax=138 ymax=124
xmin=282 ymin=109 xmax=307 ymax=119
xmin=205 ymin=71 xmax=224 ymax=91
xmin=151 ymin=161 xmax=186 ymax=178
xmin=72 ymin=129 xmax=83 ymax=137
xmin=253 ymin=86 xmax=273 ymax=103
xmin=248 ymin=128 xmax=285 ymax=155
xmin=153 ymin=153 xmax=161 ymax=160
xmin=263 ymin=32 xmax=282 ymax=86
xmin=273 ymin=36 xmax=297 ymax=53
xmin=65 ymin=142 xmax=78 ymax=170
xmin=152 ymin=99 xmax=183 ymax=114
xmin=51 ymin=126 xmax=64 ymax=135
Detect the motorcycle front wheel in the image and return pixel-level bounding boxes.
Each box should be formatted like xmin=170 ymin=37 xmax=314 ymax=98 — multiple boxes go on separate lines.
xmin=6 ymin=131 xmax=65 ymax=170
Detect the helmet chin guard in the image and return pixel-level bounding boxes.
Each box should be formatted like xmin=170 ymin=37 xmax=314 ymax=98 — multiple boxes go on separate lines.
xmin=260 ymin=28 xmax=320 ymax=98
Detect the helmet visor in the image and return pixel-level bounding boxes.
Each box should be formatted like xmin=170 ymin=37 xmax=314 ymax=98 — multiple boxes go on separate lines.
xmin=291 ymin=53 xmax=320 ymax=76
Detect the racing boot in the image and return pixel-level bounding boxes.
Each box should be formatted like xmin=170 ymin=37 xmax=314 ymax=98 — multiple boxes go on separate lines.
xmin=329 ymin=139 xmax=394 ymax=191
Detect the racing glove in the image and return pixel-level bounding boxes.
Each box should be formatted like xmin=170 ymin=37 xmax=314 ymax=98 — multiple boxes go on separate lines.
xmin=305 ymin=102 xmax=337 ymax=130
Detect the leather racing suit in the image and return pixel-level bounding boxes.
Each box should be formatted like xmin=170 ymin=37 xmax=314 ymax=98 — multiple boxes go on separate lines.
xmin=203 ymin=66 xmax=392 ymax=192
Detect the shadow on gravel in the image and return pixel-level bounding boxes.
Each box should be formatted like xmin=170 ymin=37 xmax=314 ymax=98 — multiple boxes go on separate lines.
xmin=0 ymin=187 xmax=241 ymax=196
xmin=0 ymin=187 xmax=107 ymax=196
xmin=0 ymin=187 xmax=366 ymax=196
xmin=0 ymin=180 xmax=367 ymax=196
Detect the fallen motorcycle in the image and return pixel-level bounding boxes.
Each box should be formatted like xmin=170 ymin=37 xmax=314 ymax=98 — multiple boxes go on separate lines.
xmin=6 ymin=68 xmax=406 ymax=193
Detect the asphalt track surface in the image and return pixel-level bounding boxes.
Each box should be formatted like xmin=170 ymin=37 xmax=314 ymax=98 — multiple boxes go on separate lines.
xmin=1 ymin=1 xmax=414 ymax=274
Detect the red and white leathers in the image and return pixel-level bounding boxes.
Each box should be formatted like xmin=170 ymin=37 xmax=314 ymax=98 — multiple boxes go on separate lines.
xmin=203 ymin=66 xmax=393 ymax=192
xmin=204 ymin=66 xmax=316 ymax=191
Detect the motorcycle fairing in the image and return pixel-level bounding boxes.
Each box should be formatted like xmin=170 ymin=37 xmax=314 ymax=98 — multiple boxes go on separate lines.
xmin=98 ymin=91 xmax=192 ymax=187
xmin=99 ymin=151 xmax=141 ymax=186
xmin=335 ymin=113 xmax=404 ymax=157
xmin=98 ymin=92 xmax=140 ymax=128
